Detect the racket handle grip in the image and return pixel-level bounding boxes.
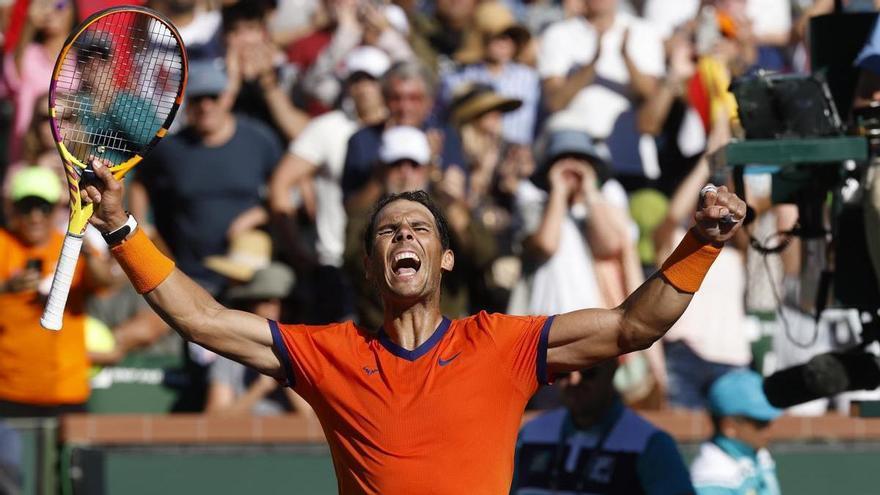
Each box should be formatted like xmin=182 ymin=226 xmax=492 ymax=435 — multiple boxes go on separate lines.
xmin=40 ymin=234 xmax=84 ymax=331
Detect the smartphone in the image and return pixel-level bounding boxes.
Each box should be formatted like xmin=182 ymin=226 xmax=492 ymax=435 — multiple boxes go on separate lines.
xmin=26 ymin=259 xmax=43 ymax=272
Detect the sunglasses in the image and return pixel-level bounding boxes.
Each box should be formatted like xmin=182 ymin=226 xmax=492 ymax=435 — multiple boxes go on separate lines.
xmin=14 ymin=198 xmax=54 ymax=215
xmin=190 ymin=94 xmax=221 ymax=103
xmin=739 ymin=416 xmax=772 ymax=430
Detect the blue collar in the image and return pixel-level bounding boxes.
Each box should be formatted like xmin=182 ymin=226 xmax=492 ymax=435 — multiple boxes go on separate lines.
xmin=378 ymin=317 xmax=452 ymax=361
xmin=713 ymin=435 xmax=758 ymax=460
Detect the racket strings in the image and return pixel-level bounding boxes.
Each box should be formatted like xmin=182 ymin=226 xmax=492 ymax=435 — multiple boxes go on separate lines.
xmin=54 ymin=10 xmax=184 ymax=166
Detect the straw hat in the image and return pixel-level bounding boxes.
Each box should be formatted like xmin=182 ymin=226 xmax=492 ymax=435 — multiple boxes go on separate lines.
xmin=454 ymin=1 xmax=531 ymax=65
xmin=204 ymin=230 xmax=272 ymax=282
xmin=450 ymin=83 xmax=522 ymax=125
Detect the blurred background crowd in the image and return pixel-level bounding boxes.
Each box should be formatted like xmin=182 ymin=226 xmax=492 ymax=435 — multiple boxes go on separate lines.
xmin=0 ymin=0 xmax=876 ymax=422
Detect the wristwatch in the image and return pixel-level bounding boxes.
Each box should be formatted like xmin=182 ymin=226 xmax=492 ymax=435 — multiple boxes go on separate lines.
xmin=103 ymin=213 xmax=138 ymax=246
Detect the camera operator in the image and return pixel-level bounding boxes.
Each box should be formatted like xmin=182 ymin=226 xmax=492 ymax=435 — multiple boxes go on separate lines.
xmin=853 ymin=17 xmax=880 ymax=291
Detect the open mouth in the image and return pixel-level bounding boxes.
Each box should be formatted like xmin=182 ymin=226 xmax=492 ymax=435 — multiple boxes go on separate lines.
xmin=391 ymin=251 xmax=421 ymax=278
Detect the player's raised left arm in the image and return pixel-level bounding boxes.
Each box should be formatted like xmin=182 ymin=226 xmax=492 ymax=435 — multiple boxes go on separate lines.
xmin=546 ymin=185 xmax=747 ymax=374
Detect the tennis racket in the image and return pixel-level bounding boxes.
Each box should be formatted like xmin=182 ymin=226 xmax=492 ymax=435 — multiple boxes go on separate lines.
xmin=41 ymin=6 xmax=187 ymax=330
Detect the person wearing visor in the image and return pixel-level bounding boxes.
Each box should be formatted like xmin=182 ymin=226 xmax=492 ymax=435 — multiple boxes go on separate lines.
xmin=691 ymin=370 xmax=782 ymax=495
xmin=0 ymin=167 xmax=111 ymax=417
xmin=513 ymin=359 xmax=693 ymax=494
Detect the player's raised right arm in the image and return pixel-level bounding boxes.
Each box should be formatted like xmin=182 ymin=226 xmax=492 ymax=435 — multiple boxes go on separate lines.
xmin=82 ymin=159 xmax=285 ymax=381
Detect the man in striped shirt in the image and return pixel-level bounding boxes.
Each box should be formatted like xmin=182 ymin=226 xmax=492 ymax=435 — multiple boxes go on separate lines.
xmin=439 ymin=2 xmax=540 ymax=145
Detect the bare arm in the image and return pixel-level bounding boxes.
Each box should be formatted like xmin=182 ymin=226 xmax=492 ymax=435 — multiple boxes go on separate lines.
xmin=636 ymin=78 xmax=680 ymax=136
xmin=621 ymin=29 xmax=660 ymax=101
xmin=82 ymin=160 xmax=286 ymax=380
xmin=543 ymin=36 xmax=601 ymax=113
xmin=83 ymin=248 xmax=117 ymax=289
xmin=581 ymin=180 xmax=627 ymax=259
xmin=259 ymin=73 xmax=311 ymax=141
xmin=89 ymin=307 xmax=169 ymax=366
xmin=244 ymin=41 xmax=310 ymax=141
xmin=637 ymin=32 xmax=695 ymax=135
xmin=543 ymin=66 xmax=597 ymax=114
xmin=128 ymin=181 xmax=151 ymax=227
xmin=268 ymin=152 xmax=319 ymax=217
xmin=524 ymin=185 xmax=569 ymax=260
xmin=205 ymin=373 xmax=279 ymax=416
xmin=226 ymin=204 xmax=270 ymax=240
xmin=546 ymin=185 xmax=747 ymax=374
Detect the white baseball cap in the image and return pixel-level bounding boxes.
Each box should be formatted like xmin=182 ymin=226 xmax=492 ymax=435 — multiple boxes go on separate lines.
xmin=379 ymin=126 xmax=431 ymax=165
xmin=343 ymin=46 xmax=392 ymax=80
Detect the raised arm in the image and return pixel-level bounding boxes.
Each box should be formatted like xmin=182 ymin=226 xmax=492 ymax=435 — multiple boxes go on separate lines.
xmin=546 ymin=183 xmax=746 ymax=374
xmin=82 ymin=160 xmax=285 ymax=381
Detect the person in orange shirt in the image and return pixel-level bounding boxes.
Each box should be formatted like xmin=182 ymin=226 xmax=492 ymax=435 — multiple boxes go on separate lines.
xmin=81 ymin=156 xmax=746 ymax=494
xmin=0 ymin=167 xmax=110 ymax=417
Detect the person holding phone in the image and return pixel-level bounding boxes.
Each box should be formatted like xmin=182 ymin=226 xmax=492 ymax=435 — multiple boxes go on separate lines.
xmin=0 ymin=168 xmax=111 ymax=418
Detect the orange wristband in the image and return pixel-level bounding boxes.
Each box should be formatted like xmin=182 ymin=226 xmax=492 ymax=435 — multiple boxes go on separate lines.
xmin=659 ymin=228 xmax=722 ymax=293
xmin=110 ymin=228 xmax=175 ymax=294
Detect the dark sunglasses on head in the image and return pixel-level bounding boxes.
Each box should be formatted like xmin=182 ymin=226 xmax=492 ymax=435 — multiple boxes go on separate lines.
xmin=14 ymin=197 xmax=54 ymax=215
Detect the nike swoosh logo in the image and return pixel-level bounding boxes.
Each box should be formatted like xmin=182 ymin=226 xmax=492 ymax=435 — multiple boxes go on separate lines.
xmin=438 ymin=352 xmax=462 ymax=367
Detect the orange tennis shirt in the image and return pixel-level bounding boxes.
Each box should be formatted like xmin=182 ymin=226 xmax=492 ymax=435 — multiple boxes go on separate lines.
xmin=0 ymin=229 xmax=90 ymax=405
xmin=271 ymin=311 xmax=555 ymax=494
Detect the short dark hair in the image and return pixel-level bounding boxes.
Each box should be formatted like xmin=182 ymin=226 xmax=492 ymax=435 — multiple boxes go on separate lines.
xmin=221 ymin=1 xmax=272 ymax=33
xmin=363 ymin=191 xmax=451 ymax=256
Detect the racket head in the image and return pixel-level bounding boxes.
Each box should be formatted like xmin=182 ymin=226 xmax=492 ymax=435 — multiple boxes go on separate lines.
xmin=48 ymin=5 xmax=188 ymax=234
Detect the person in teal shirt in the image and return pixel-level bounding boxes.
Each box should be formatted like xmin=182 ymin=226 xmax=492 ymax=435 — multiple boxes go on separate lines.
xmin=62 ymin=34 xmax=164 ymax=165
xmin=691 ymin=370 xmax=783 ymax=495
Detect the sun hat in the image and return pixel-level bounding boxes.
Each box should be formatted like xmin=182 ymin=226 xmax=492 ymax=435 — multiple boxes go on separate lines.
xmin=454 ymin=1 xmax=531 ymax=64
xmin=204 ymin=230 xmax=272 ymax=282
xmin=450 ymin=83 xmax=522 ymax=125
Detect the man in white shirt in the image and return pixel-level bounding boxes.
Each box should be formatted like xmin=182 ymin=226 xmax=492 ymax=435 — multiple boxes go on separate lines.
xmin=268 ymin=46 xmax=389 ymax=323
xmin=538 ymin=0 xmax=665 ymax=180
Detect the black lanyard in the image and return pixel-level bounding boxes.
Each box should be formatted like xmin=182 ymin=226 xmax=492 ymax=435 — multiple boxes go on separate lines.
xmin=548 ymin=411 xmax=617 ymax=493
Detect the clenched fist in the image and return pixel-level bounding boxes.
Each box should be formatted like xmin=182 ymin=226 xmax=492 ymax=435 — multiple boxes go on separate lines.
xmin=694 ymin=184 xmax=746 ymax=245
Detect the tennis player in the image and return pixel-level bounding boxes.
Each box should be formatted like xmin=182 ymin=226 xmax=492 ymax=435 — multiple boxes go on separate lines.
xmin=82 ymin=159 xmax=745 ymax=494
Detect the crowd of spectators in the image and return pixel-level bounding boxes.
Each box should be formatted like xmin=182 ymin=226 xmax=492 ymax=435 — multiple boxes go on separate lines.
xmin=0 ymin=0 xmax=867 ymax=421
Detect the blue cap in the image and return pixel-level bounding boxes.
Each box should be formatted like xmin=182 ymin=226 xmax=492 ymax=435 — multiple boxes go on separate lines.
xmin=708 ymin=370 xmax=782 ymax=422
xmin=186 ymin=59 xmax=228 ymax=98
xmin=532 ymin=129 xmax=610 ymax=190
xmin=544 ymin=130 xmax=608 ymax=169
